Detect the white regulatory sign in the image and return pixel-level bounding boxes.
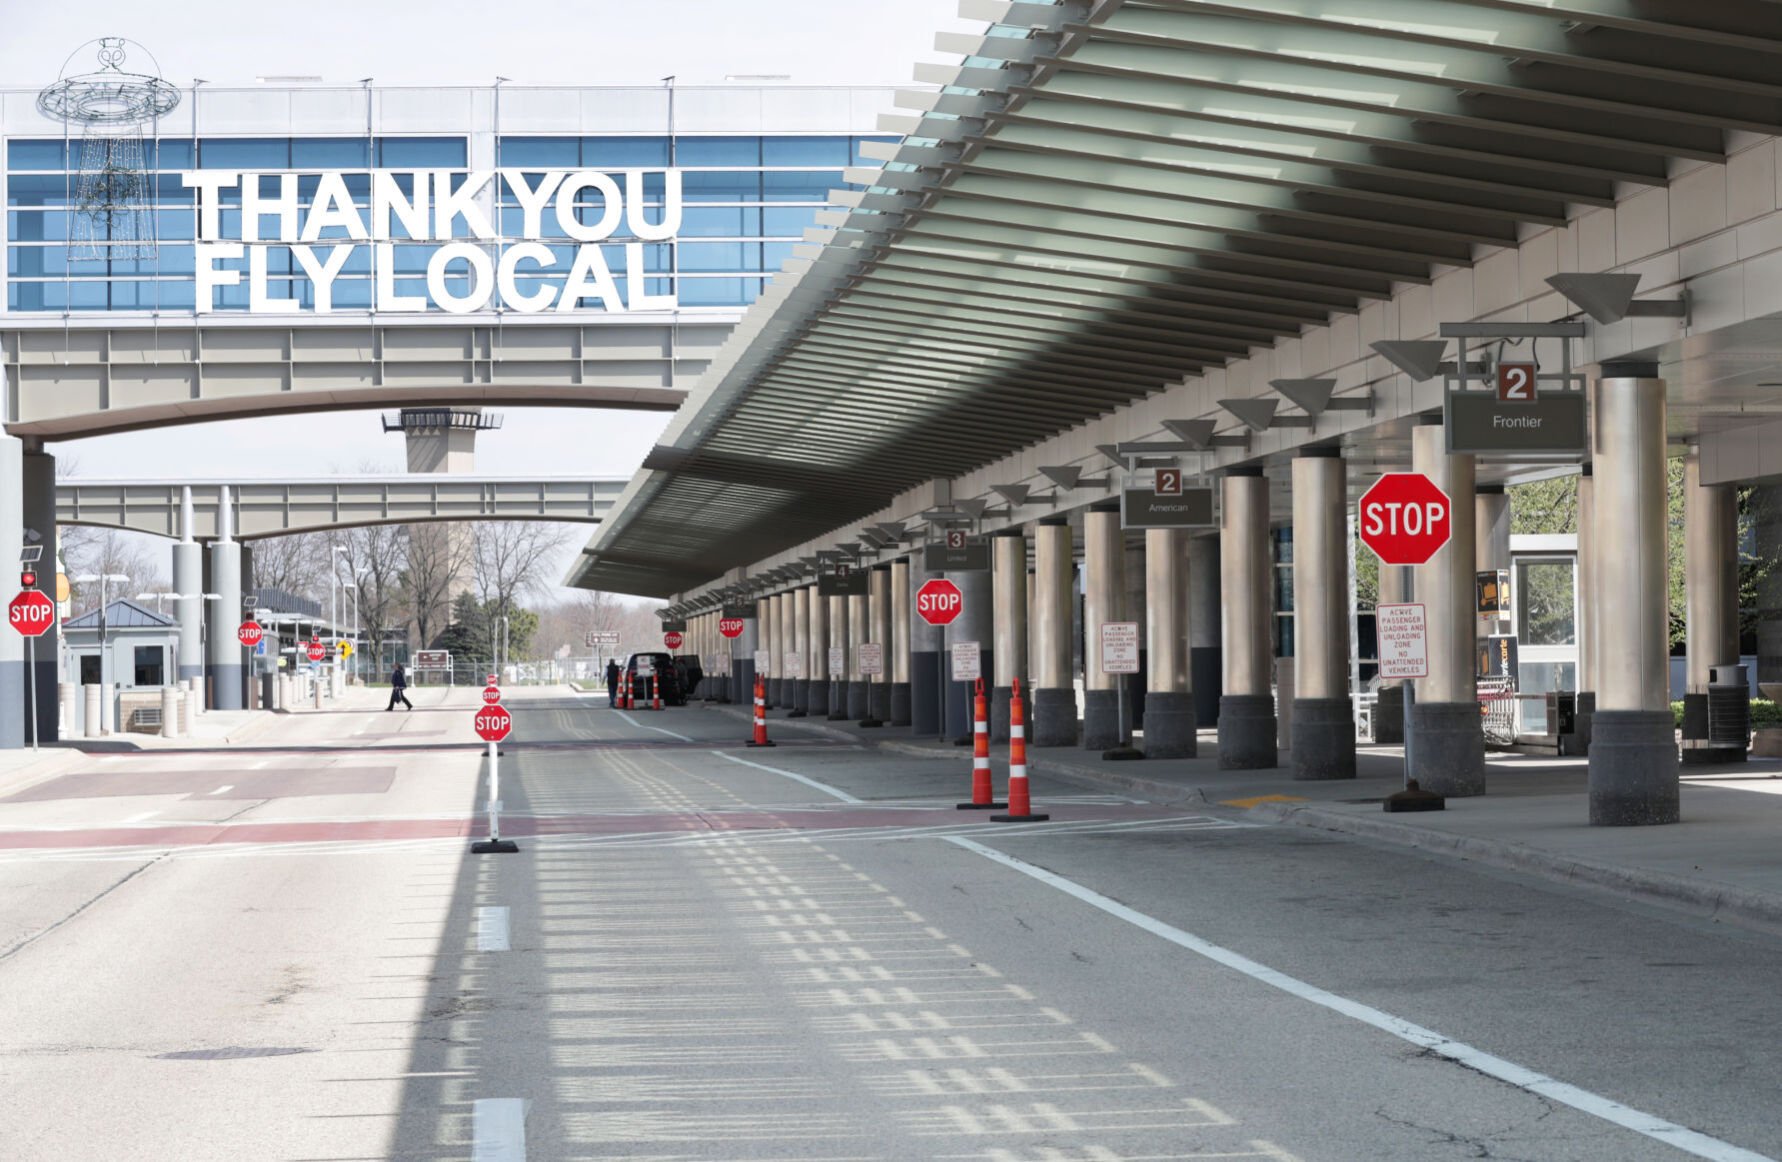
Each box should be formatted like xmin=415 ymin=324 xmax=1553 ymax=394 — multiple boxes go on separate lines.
xmin=858 ymin=642 xmax=885 ymax=677
xmin=1376 ymin=602 xmax=1429 ymax=680
xmin=1100 ymin=622 xmax=1140 ymax=675
xmin=753 ymin=649 xmax=771 ymax=672
xmin=784 ymin=651 xmax=804 ymax=679
xmin=951 ymin=641 xmax=982 ymax=682
xmin=715 ymin=649 xmax=732 ymax=670
xmin=828 ymin=647 xmax=846 ymax=678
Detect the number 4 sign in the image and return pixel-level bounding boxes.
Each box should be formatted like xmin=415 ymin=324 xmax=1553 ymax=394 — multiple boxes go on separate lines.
xmin=1496 ymin=362 xmax=1537 ymax=403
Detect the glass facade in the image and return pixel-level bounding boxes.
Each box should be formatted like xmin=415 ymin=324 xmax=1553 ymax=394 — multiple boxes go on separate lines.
xmin=5 ymin=133 xmax=894 ymax=312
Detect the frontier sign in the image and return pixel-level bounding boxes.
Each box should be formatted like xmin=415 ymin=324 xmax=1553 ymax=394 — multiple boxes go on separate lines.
xmin=184 ymin=169 xmax=685 ymax=315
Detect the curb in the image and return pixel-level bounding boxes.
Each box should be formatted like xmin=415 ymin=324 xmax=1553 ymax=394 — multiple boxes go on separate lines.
xmin=1247 ymin=800 xmax=1782 ymax=940
xmin=705 ymin=704 xmax=864 ymax=746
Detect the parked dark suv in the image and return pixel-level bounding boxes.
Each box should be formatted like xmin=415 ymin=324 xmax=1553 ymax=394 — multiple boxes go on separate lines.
xmin=625 ymin=652 xmax=688 ymax=706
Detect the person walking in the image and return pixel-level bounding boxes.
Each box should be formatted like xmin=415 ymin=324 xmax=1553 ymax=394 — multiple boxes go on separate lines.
xmin=606 ymin=658 xmax=621 ymax=707
xmin=388 ymin=662 xmax=413 ymax=711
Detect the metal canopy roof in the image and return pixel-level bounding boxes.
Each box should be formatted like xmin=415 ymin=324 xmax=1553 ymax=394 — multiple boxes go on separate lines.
xmin=571 ymin=0 xmax=1782 ymax=598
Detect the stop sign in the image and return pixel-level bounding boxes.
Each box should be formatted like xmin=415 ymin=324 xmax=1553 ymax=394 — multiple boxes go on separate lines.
xmin=1359 ymin=473 xmax=1453 ymax=566
xmin=306 ymin=641 xmax=326 ymax=663
xmin=474 ymin=703 xmax=512 ymax=742
xmin=482 ymin=685 xmax=503 ymax=705
xmin=7 ymin=590 xmax=54 ymax=638
xmin=718 ymin=617 xmax=745 ymax=639
xmin=664 ymin=630 xmax=684 ymax=651
xmin=915 ymin=578 xmax=965 ymax=626
xmin=237 ymin=620 xmax=263 ymax=648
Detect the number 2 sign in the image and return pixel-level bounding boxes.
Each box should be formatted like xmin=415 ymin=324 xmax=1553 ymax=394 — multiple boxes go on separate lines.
xmin=1496 ymin=362 xmax=1537 ymax=403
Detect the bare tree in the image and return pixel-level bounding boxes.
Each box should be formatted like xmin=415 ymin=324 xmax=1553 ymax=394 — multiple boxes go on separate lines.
xmin=474 ymin=522 xmax=570 ymax=627
xmin=248 ymin=532 xmax=332 ymax=604
xmin=338 ymin=523 xmax=407 ymax=675
xmin=60 ymin=528 xmax=166 ymax=616
xmin=402 ymin=523 xmax=475 ymax=649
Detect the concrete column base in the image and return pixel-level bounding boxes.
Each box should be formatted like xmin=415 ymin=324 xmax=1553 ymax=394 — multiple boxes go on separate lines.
xmin=911 ymin=653 xmax=941 ymax=736
xmin=990 ymin=685 xmax=1012 ymax=742
xmin=889 ymin=682 xmax=911 ymax=726
xmin=1373 ymin=685 xmax=1404 ymax=744
xmin=1410 ymin=701 xmax=1486 ymax=797
xmin=1190 ymin=647 xmax=1221 ymax=729
xmin=1564 ymin=691 xmax=1595 ymax=757
xmin=1217 ymin=694 xmax=1276 ymax=769
xmin=766 ymin=678 xmax=782 ymax=708
xmin=827 ymin=680 xmax=849 ymax=721
xmin=1082 ymin=688 xmax=1123 ymax=750
xmin=847 ymin=680 xmax=869 ymax=720
xmin=1291 ymin=697 xmax=1356 ymax=780
xmin=1589 ymin=709 xmax=1680 ymax=825
xmin=1142 ymin=691 xmax=1197 ymax=759
xmin=211 ymin=665 xmax=244 ymax=711
xmin=865 ymin=682 xmax=889 ymax=726
xmin=1031 ymin=687 xmax=1078 ymax=747
xmin=808 ymin=679 xmax=830 ymax=717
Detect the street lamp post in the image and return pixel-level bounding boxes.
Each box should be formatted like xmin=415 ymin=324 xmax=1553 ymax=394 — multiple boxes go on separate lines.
xmin=342 ymin=581 xmax=358 ymax=685
xmin=145 ymin=591 xmax=220 ymax=707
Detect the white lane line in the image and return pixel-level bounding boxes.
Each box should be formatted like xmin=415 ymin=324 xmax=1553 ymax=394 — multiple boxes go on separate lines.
xmin=612 ymin=709 xmax=693 ymax=742
xmin=209 ymin=785 xmax=233 ymax=795
xmin=946 ymin=836 xmax=1774 ymax=1162
xmin=471 ymin=1097 xmax=527 ymax=1161
xmin=711 ymin=750 xmax=863 ymax=804
xmin=124 ymin=812 xmax=160 ymax=824
xmin=475 ymin=906 xmax=511 ymax=952
xmin=249 ymin=760 xmax=269 ymax=769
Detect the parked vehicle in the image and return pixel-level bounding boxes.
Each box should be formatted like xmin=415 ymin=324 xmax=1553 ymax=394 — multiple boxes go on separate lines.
xmin=624 ymin=652 xmax=687 ymax=706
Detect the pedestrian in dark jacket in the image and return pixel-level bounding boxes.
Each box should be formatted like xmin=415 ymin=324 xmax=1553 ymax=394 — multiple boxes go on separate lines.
xmin=388 ymin=663 xmax=413 ymax=711
xmin=606 ymin=659 xmax=621 ymax=707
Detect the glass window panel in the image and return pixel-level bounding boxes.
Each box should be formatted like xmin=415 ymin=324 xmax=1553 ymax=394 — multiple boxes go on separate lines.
xmin=391 ymin=243 xmax=441 ymax=273
xmin=291 ymin=138 xmax=370 ymax=168
xmin=678 ymin=241 xmax=743 ymax=272
xmin=676 ymin=137 xmax=760 ymax=166
xmin=678 ymin=276 xmax=752 ymax=306
xmin=762 ymin=241 xmax=797 ymax=271
xmin=498 ymin=136 xmax=579 ymax=167
xmin=762 ymin=135 xmax=851 ymax=167
xmin=598 ymin=243 xmax=669 ymax=273
xmin=682 ymin=170 xmax=759 ymax=202
xmin=583 ymin=136 xmax=670 ymax=167
xmin=762 ymin=206 xmax=818 ymax=236
xmin=1517 ymin=559 xmax=1576 ymax=646
xmin=146 ymin=140 xmax=195 ymax=170
xmin=201 ymin=138 xmax=290 ymax=168
xmin=377 ymin=137 xmax=467 ymax=167
xmin=331 ymin=278 xmax=373 ymax=308
xmin=8 ymin=140 xmax=68 ymax=170
xmin=763 ymin=170 xmax=841 ymax=202
xmin=7 ymin=174 xmax=73 ymax=207
xmin=296 ymin=174 xmax=370 ymax=198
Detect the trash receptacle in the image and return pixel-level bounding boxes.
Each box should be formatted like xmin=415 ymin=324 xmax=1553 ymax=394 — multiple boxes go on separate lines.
xmin=1708 ymin=663 xmax=1750 ymax=763
xmin=1547 ymin=690 xmax=1576 ymax=739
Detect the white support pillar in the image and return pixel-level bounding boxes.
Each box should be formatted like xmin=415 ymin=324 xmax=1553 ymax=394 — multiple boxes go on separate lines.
xmin=1143 ymin=527 xmax=1195 ymax=758
xmin=889 ymin=559 xmax=912 ymax=726
xmin=1410 ymin=421 xmax=1484 ymax=795
xmin=1290 ymin=449 xmax=1355 ymax=779
xmin=1218 ymin=469 xmax=1275 ymax=768
xmin=1081 ymin=503 xmax=1126 ymax=750
xmin=1683 ymin=445 xmax=1741 ymax=763
xmin=990 ymin=530 xmax=1027 ymax=742
xmin=1589 ymin=365 xmax=1679 ymax=824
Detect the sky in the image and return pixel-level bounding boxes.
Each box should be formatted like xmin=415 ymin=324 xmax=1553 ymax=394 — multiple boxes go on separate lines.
xmin=5 ymin=0 xmax=979 ymax=596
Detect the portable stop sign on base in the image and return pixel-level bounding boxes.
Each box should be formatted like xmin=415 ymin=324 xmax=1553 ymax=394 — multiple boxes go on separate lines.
xmin=9 ymin=587 xmax=55 ymax=752
xmin=471 ymin=703 xmax=518 ymax=854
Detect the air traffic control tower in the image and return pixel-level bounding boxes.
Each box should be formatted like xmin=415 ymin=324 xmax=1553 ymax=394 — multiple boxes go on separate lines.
xmin=383 ymin=408 xmax=504 ymax=626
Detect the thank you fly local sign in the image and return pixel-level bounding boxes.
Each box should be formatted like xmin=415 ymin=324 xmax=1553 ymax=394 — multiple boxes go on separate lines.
xmin=183 ymin=169 xmax=685 ymax=314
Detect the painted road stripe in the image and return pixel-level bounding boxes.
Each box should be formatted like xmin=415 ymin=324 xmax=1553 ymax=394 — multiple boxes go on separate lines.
xmin=210 ymin=785 xmax=233 ymax=795
xmin=475 ymin=906 xmax=511 ymax=952
xmin=471 ymin=1097 xmax=527 ymax=1162
xmin=947 ymin=836 xmax=1774 ymax=1162
xmin=712 ymin=751 xmax=863 ymax=804
xmin=613 ymin=709 xmax=693 ymax=742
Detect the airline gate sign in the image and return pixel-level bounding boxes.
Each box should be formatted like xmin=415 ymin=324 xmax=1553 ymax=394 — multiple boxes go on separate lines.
xmin=1376 ymin=603 xmax=1429 ymax=680
xmin=183 ymin=167 xmax=686 ymax=314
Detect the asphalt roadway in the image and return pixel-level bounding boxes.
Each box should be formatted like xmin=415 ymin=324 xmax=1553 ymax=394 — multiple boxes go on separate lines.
xmin=2 ymin=686 xmax=1780 ymax=1161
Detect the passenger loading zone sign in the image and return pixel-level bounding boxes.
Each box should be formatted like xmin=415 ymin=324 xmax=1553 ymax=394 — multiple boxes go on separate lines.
xmin=1100 ymin=622 xmax=1140 ymax=675
xmin=858 ymin=643 xmax=884 ymax=677
xmin=1377 ymin=603 xmax=1429 ymax=680
xmin=828 ymin=647 xmax=846 ymax=677
xmin=951 ymin=641 xmax=981 ymax=681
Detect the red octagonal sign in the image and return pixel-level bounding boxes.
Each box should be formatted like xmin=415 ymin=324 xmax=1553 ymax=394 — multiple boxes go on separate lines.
xmin=663 ymin=630 xmax=684 ymax=651
xmin=474 ymin=703 xmax=512 ymax=742
xmin=8 ymin=590 xmax=55 ymax=638
xmin=1359 ymin=472 xmax=1453 ymax=566
xmin=306 ymin=641 xmax=326 ymax=663
xmin=915 ymin=578 xmax=965 ymax=626
xmin=718 ymin=617 xmax=745 ymax=639
xmin=482 ymin=684 xmax=503 ymax=705
xmin=237 ymin=620 xmax=263 ymax=649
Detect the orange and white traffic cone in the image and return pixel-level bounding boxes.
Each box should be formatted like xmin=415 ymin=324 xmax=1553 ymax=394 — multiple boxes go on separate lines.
xmin=652 ymin=674 xmax=662 ymax=711
xmin=958 ymin=677 xmax=1004 ymax=810
xmin=746 ymin=674 xmax=775 ymax=747
xmin=621 ymin=670 xmax=632 ymax=710
xmin=993 ymin=677 xmax=1047 ymax=822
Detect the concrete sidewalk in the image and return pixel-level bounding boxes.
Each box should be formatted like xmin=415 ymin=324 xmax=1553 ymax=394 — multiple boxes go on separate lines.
xmin=717 ymin=699 xmax=1782 ymax=939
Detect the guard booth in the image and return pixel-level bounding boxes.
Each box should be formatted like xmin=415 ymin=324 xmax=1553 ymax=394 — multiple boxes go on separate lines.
xmin=62 ymin=599 xmax=178 ymax=690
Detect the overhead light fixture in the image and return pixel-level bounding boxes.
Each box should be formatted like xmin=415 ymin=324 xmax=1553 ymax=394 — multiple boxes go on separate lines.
xmin=1371 ymin=340 xmax=1448 ymax=383
xmin=1546 ymin=273 xmax=1687 ymax=324
xmin=1161 ymin=419 xmax=1248 ymax=450
xmin=991 ymin=483 xmax=1058 ymax=508
xmin=1218 ymin=398 xmax=1314 ymax=433
xmin=1269 ymin=379 xmax=1372 ymax=418
xmin=1037 ymin=465 xmax=1110 ymax=491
